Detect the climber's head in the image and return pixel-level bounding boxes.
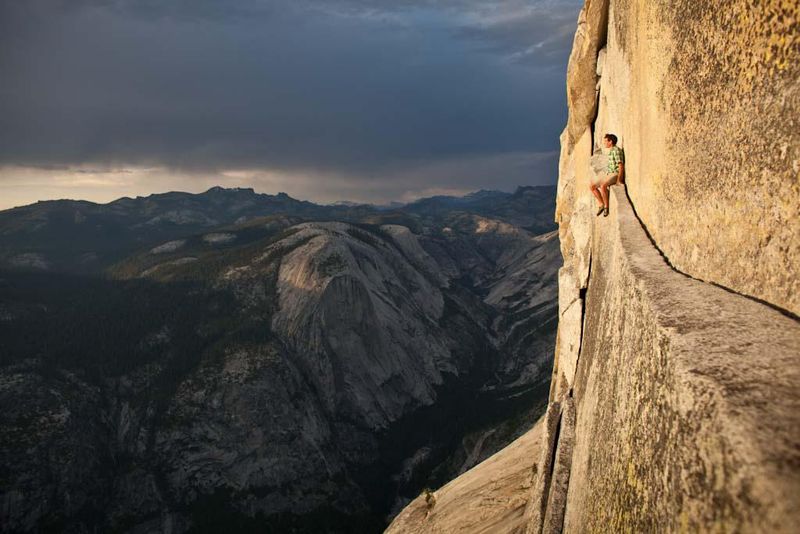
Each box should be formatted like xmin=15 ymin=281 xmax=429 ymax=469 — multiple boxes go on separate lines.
xmin=603 ymin=133 xmax=618 ymax=147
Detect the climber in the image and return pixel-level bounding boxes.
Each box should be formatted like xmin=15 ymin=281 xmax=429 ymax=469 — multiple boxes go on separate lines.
xmin=590 ymin=133 xmax=625 ymax=217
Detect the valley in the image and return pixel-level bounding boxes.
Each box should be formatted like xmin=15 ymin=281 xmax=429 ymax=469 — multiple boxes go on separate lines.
xmin=0 ymin=186 xmax=560 ymax=532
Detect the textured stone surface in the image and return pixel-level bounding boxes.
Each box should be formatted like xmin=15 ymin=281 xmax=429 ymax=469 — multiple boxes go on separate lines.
xmin=540 ymin=397 xmax=574 ymax=534
xmin=563 ymin=0 xmax=610 ymax=148
xmin=549 ymin=1 xmax=800 ymax=531
xmin=270 ymin=222 xmax=451 ymax=429
xmin=385 ymin=417 xmax=544 ymax=534
xmin=522 ymin=402 xmax=563 ymax=533
xmin=595 ymin=0 xmax=800 ymax=316
xmin=547 ymin=267 xmax=582 ymax=403
xmin=562 ymin=187 xmax=800 ymax=532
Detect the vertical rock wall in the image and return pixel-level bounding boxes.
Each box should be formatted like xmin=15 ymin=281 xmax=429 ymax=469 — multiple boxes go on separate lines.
xmin=385 ymin=3 xmax=799 ymax=532
xmin=534 ymin=1 xmax=800 ymax=532
xmin=596 ymin=0 xmax=799 ymax=315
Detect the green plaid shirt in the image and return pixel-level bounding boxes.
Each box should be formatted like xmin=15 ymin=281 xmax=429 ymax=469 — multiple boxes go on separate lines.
xmin=607 ymin=146 xmax=624 ymax=174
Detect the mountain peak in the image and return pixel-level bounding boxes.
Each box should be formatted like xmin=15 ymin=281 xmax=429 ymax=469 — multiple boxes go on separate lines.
xmin=204 ymin=186 xmax=256 ymax=195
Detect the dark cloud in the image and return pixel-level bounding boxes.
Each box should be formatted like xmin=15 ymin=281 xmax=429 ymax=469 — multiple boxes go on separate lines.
xmin=451 ymin=5 xmax=579 ymax=68
xmin=0 ymin=0 xmax=581 ymax=203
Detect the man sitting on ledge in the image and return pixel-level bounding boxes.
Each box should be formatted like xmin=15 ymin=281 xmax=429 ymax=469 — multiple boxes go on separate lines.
xmin=590 ymin=133 xmax=625 ymax=217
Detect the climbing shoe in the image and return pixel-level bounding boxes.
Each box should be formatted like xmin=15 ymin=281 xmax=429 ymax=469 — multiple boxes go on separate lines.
xmin=596 ymin=205 xmax=605 ymax=216
xmin=603 ymin=207 xmax=609 ymax=217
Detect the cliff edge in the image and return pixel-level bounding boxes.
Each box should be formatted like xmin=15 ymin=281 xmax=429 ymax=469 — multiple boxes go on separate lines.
xmin=387 ymin=1 xmax=800 ymax=532
xmin=537 ymin=0 xmax=799 ymax=531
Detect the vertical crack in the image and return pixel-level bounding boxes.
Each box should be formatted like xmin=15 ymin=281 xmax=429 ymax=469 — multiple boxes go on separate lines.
xmin=569 ymin=251 xmax=592 ymax=399
xmin=542 ymin=411 xmax=563 ymax=508
xmin=542 ymin=398 xmax=576 ymax=534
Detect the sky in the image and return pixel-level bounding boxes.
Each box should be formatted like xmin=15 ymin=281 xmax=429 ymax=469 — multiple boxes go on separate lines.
xmin=0 ymin=0 xmax=583 ymax=209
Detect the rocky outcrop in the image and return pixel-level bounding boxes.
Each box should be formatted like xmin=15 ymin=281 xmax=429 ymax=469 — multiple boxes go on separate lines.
xmin=385 ymin=417 xmax=545 ymax=534
xmin=388 ymin=1 xmax=799 ymax=532
xmin=543 ymin=0 xmax=800 ymax=532
xmin=572 ymin=0 xmax=799 ymax=316
xmin=547 ymin=188 xmax=800 ymax=532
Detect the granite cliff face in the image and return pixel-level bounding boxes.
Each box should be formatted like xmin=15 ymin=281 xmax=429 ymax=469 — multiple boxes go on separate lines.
xmin=559 ymin=0 xmax=800 ymax=315
xmin=389 ymin=1 xmax=800 ymax=532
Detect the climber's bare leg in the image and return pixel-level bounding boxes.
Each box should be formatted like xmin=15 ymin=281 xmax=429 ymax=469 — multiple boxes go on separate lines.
xmin=600 ymin=173 xmax=618 ymax=208
xmin=589 ymin=182 xmax=603 ymax=206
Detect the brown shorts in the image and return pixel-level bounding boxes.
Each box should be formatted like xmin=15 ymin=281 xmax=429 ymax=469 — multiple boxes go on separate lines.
xmin=601 ymin=173 xmax=619 ymax=186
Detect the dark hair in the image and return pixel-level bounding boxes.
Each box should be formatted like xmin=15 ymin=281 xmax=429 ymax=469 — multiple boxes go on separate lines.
xmin=604 ymin=133 xmax=618 ymax=145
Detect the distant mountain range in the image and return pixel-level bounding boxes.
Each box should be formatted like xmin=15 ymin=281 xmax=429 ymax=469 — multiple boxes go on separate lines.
xmin=0 ymin=185 xmax=559 ymax=532
xmin=0 ymin=185 xmax=555 ymax=274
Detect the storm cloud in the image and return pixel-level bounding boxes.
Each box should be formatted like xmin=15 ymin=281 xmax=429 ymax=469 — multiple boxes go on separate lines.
xmin=0 ymin=0 xmax=582 ymax=207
